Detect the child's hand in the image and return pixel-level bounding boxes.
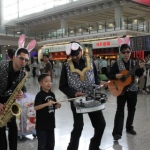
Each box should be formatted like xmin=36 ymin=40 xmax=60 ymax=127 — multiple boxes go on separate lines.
xmin=47 ymin=100 xmax=55 ymax=106
xmin=55 ymin=102 xmax=61 ymax=109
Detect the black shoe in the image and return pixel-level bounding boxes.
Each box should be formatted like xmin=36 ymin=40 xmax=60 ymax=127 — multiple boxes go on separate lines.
xmin=113 ymin=134 xmax=121 ymax=141
xmin=126 ymin=130 xmax=137 ymax=135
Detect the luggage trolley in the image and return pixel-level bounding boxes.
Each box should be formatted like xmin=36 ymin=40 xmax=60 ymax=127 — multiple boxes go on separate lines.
xmin=16 ymin=93 xmax=36 ymax=140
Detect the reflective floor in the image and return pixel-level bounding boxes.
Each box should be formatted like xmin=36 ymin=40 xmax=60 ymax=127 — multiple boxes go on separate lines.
xmin=16 ymin=76 xmax=150 ymax=150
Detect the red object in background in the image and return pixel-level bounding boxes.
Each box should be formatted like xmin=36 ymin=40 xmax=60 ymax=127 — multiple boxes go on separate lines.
xmin=30 ymin=117 xmax=35 ymax=124
xmin=51 ymin=52 xmax=67 ymax=60
xmin=96 ymin=41 xmax=110 ymax=47
xmin=132 ymin=0 xmax=150 ymax=6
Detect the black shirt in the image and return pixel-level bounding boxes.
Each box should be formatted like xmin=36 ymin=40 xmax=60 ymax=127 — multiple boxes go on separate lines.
xmin=108 ymin=59 xmax=144 ymax=80
xmin=59 ymin=58 xmax=100 ymax=98
xmin=0 ymin=61 xmax=20 ymax=103
xmin=34 ymin=90 xmax=56 ymax=131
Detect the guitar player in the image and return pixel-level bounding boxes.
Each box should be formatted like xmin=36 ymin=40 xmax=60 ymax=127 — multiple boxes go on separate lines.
xmin=108 ymin=43 xmax=145 ymax=141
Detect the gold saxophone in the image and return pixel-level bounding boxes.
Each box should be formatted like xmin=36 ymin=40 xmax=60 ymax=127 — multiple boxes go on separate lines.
xmin=0 ymin=71 xmax=28 ymax=127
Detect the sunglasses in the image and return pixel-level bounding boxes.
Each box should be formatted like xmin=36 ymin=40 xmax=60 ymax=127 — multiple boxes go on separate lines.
xmin=121 ymin=51 xmax=131 ymax=54
xmin=70 ymin=50 xmax=80 ymax=56
xmin=18 ymin=56 xmax=29 ymax=62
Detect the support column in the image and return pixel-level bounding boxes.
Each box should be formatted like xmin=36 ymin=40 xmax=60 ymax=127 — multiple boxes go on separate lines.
xmin=0 ymin=0 xmax=3 ymax=25
xmin=144 ymin=16 xmax=150 ymax=32
xmin=61 ymin=18 xmax=68 ymax=35
xmin=115 ymin=6 xmax=123 ymax=29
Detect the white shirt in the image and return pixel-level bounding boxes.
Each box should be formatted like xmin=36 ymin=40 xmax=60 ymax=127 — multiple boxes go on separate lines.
xmin=101 ymin=60 xmax=107 ymax=67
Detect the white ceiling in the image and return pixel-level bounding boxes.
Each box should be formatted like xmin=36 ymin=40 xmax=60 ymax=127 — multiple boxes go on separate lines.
xmin=13 ymin=0 xmax=150 ymax=32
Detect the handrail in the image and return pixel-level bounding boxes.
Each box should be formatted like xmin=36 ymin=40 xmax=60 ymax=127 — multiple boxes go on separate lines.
xmin=0 ymin=17 xmax=149 ymax=40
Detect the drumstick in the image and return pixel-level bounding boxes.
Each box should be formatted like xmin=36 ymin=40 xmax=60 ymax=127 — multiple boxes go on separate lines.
xmin=55 ymin=96 xmax=82 ymax=104
xmin=59 ymin=97 xmax=78 ymax=103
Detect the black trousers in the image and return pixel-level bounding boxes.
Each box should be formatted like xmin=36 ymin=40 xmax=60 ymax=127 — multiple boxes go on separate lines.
xmin=112 ymin=91 xmax=137 ymax=137
xmin=37 ymin=128 xmax=55 ymax=150
xmin=101 ymin=67 xmax=108 ymax=76
xmin=67 ymin=102 xmax=106 ymax=150
xmin=0 ymin=117 xmax=18 ymax=150
xmin=32 ymin=67 xmax=36 ymax=77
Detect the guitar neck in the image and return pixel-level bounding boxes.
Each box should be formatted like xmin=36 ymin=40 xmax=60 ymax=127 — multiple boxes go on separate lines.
xmin=125 ymin=64 xmax=139 ymax=79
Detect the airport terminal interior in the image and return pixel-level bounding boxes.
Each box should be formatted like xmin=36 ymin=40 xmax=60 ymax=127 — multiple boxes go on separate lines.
xmin=15 ymin=76 xmax=150 ymax=150
xmin=1 ymin=0 xmax=150 ymax=150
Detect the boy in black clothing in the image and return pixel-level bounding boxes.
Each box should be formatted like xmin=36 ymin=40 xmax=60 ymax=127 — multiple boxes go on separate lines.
xmin=34 ymin=74 xmax=61 ymax=150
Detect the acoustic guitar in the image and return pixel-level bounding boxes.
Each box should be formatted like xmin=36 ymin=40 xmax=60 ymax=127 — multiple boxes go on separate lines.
xmin=108 ymin=55 xmax=150 ymax=97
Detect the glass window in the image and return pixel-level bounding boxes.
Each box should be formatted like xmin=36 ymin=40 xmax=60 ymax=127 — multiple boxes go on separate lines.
xmin=3 ymin=4 xmax=18 ymax=16
xmin=2 ymin=0 xmax=79 ymax=20
xmin=5 ymin=13 xmax=18 ymax=20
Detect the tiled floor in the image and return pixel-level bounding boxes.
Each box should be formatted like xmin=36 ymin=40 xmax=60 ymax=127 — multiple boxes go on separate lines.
xmin=16 ymin=76 xmax=150 ymax=150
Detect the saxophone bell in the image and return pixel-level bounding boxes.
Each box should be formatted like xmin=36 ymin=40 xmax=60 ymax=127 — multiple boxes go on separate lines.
xmin=11 ymin=103 xmax=22 ymax=116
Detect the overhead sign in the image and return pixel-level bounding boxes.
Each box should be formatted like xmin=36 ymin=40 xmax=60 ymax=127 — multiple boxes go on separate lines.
xmin=132 ymin=0 xmax=150 ymax=6
xmin=92 ymin=39 xmax=119 ymax=49
xmin=42 ymin=45 xmax=66 ymax=53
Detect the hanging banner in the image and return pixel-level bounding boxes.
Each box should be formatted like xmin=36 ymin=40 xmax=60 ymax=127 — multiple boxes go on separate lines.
xmin=132 ymin=0 xmax=150 ymax=6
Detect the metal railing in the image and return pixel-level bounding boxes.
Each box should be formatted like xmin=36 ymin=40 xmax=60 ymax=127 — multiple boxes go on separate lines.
xmin=0 ymin=18 xmax=149 ymax=40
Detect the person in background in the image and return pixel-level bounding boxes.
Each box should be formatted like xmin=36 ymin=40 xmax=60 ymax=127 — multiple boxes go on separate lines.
xmin=101 ymin=57 xmax=108 ymax=76
xmin=49 ymin=55 xmax=54 ymax=71
xmin=49 ymin=55 xmax=55 ymax=79
xmin=110 ymin=59 xmax=116 ymax=69
xmin=59 ymin=41 xmax=107 ymax=150
xmin=34 ymin=73 xmax=61 ymax=150
xmin=39 ymin=59 xmax=44 ymax=74
xmin=108 ymin=44 xmax=145 ymax=141
xmin=93 ymin=56 xmax=100 ymax=74
xmin=32 ymin=59 xmax=37 ymax=77
xmin=43 ymin=55 xmax=53 ymax=80
xmin=7 ymin=48 xmax=16 ymax=60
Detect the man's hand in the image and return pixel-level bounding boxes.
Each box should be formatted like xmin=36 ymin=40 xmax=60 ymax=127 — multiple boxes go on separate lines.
xmin=16 ymin=91 xmax=23 ymax=100
xmin=75 ymin=92 xmax=86 ymax=97
xmin=116 ymin=74 xmax=123 ymax=79
xmin=0 ymin=103 xmax=5 ymax=114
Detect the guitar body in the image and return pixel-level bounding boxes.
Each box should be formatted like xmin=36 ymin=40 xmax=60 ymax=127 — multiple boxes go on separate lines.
xmin=108 ymin=70 xmax=132 ymax=96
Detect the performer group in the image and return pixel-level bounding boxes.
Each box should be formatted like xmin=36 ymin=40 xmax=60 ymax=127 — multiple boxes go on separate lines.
xmin=0 ymin=35 xmax=145 ymax=150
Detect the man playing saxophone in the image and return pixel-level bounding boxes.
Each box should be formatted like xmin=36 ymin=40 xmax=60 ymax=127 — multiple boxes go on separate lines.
xmin=0 ymin=34 xmax=36 ymax=150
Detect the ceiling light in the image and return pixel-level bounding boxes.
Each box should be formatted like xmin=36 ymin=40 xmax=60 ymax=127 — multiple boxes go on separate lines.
xmin=17 ymin=31 xmax=21 ymax=34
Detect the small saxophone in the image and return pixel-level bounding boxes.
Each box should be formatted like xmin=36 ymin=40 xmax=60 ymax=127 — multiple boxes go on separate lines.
xmin=0 ymin=71 xmax=28 ymax=127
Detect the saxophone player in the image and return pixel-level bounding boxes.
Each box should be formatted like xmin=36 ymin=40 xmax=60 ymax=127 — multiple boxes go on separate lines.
xmin=0 ymin=34 xmax=36 ymax=150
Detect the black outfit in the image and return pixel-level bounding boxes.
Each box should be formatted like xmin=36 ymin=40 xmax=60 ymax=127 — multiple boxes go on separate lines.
xmin=32 ymin=67 xmax=36 ymax=77
xmin=108 ymin=59 xmax=144 ymax=138
xmin=34 ymin=90 xmax=56 ymax=150
xmin=0 ymin=61 xmax=25 ymax=150
xmin=59 ymin=58 xmax=106 ymax=150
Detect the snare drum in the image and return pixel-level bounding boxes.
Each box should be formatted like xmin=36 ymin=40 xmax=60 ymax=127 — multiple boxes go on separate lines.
xmin=73 ymin=96 xmax=105 ymax=113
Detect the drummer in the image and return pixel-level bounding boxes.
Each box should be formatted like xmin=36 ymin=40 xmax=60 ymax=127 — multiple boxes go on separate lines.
xmin=59 ymin=41 xmax=108 ymax=150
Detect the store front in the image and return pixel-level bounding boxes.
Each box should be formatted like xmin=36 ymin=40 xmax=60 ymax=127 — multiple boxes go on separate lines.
xmin=92 ymin=39 xmax=120 ymax=60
